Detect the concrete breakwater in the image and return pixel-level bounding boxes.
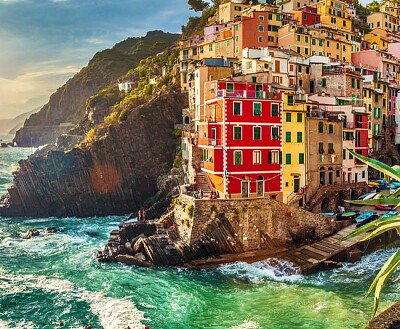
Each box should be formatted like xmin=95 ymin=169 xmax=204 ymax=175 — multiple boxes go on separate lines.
xmin=97 ymin=196 xmax=351 ymax=268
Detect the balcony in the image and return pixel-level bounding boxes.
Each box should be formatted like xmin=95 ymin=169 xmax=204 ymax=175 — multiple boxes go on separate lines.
xmin=198 ymin=137 xmax=222 ymax=147
xmin=216 ymin=90 xmax=282 ymax=100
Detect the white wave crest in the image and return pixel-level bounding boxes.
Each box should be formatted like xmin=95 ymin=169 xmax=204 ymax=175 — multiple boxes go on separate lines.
xmin=219 ymin=258 xmax=303 ymax=283
xmin=231 ymin=320 xmax=260 ymax=329
xmin=0 ymin=270 xmax=144 ymax=328
xmin=84 ymin=291 xmax=145 ymax=329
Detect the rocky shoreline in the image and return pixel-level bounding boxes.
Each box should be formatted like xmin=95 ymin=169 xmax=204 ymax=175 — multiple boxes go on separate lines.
xmin=97 ymin=195 xmax=350 ymax=269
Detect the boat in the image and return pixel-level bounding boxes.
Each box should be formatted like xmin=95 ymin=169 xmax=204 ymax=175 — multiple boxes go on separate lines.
xmin=356 ymin=214 xmax=380 ymax=228
xmin=390 ymin=181 xmax=400 ymax=188
xmin=355 ymin=211 xmax=374 ymax=222
xmin=320 ymin=212 xmax=335 ymax=216
xmin=336 ymin=211 xmax=358 ymax=220
xmin=375 ymin=204 xmax=396 ymax=211
xmin=381 ymin=211 xmax=397 ymax=219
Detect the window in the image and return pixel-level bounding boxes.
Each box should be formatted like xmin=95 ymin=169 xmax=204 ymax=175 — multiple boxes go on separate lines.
xmin=299 ymin=153 xmax=304 ymax=164
xmin=328 ymin=143 xmax=334 ymax=154
xmin=227 ymin=83 xmax=234 ymax=93
xmin=258 ymin=36 xmax=263 ymax=43
xmin=362 ymin=170 xmax=366 ymax=178
xmin=286 ymin=113 xmax=291 ymax=122
xmin=286 ymin=153 xmax=292 ymax=164
xmin=253 ymin=126 xmax=261 ymax=140
xmin=327 ymin=40 xmax=330 ymax=47
xmin=297 ymin=46 xmax=301 ymax=54
xmin=297 ymin=35 xmax=301 ymax=42
xmin=253 ymin=103 xmax=262 ymax=116
xmin=319 ymin=40 xmax=323 ymax=46
xmin=298 ymin=66 xmax=302 ymax=73
xmin=210 ymin=83 xmax=215 ymax=94
xmin=235 ymin=36 xmax=239 ymax=42
xmin=259 ymin=15 xmax=264 ymax=20
xmin=234 ymin=126 xmax=242 ymax=140
xmin=374 ymin=108 xmax=381 ymax=119
xmin=269 ymin=150 xmax=279 ymax=164
xmin=318 ymin=142 xmax=324 ymax=154
xmin=328 ymin=124 xmax=334 ymax=133
xmin=286 ymin=131 xmax=291 ymax=142
xmin=357 ymin=79 xmax=360 ymax=89
xmin=272 ymin=127 xmax=279 ymax=140
xmin=271 ymin=104 xmax=279 ymax=116
xmin=343 ymin=149 xmax=346 ymax=160
xmin=259 ymin=25 xmax=264 ymax=32
xmin=318 ymin=122 xmax=324 ymax=133
xmin=253 ymin=150 xmax=261 ymax=165
xmin=288 ymin=95 xmax=294 ymax=105
xmin=305 ymin=36 xmax=309 ymax=43
xmin=209 ymin=44 xmax=213 ymax=51
xmin=268 ymin=14 xmax=272 ymax=20
xmin=351 ymin=78 xmax=355 ymax=88
xmin=234 ymin=150 xmax=242 ymax=165
xmin=276 ymin=14 xmax=281 ymax=21
xmin=297 ymin=132 xmax=302 ymax=142
xmin=312 ymin=39 xmax=316 ymax=45
xmin=297 ymin=113 xmax=302 ymax=122
xmin=252 ymin=76 xmax=257 ymax=83
xmin=322 ymin=78 xmax=327 ymax=87
xmin=233 ymin=102 xmax=242 ymax=115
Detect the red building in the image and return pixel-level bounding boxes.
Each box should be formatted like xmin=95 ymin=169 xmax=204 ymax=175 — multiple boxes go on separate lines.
xmin=388 ymin=85 xmax=399 ymax=143
xmin=197 ymin=80 xmax=283 ymax=199
xmin=292 ymin=7 xmax=320 ymax=27
xmin=354 ymin=111 xmax=370 ymax=159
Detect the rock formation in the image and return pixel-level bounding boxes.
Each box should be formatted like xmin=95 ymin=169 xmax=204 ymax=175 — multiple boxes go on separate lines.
xmin=0 ymin=91 xmax=187 ymax=218
xmin=13 ymin=31 xmax=180 ymax=147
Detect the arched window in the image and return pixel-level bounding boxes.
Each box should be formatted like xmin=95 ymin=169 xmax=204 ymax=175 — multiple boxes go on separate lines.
xmin=184 ymin=116 xmax=190 ymax=124
xmin=320 ymin=167 xmax=326 ymax=185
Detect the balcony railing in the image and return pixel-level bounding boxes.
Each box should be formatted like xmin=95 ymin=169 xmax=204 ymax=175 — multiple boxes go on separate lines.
xmin=216 ymin=90 xmax=282 ymax=100
xmin=198 ymin=138 xmax=222 ymax=147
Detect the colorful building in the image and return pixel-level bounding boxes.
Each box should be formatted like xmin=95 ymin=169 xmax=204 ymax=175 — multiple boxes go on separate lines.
xmin=198 ymin=80 xmax=283 ymax=199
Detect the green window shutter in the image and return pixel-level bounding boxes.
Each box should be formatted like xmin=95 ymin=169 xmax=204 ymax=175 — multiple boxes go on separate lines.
xmin=234 ymin=102 xmax=241 ymax=115
xmin=234 ymin=151 xmax=242 ymax=165
xmin=279 ymin=151 xmax=282 ymax=164
xmin=297 ymin=35 xmax=301 ymax=42
xmin=328 ymin=124 xmax=333 ymax=133
xmin=351 ymin=78 xmax=355 ymax=88
xmin=312 ymin=39 xmax=316 ymax=45
xmin=272 ymin=127 xmax=279 ymax=140
xmin=297 ymin=113 xmax=302 ymax=122
xmin=271 ymin=104 xmax=279 ymax=116
xmin=234 ymin=127 xmax=241 ymax=140
xmin=318 ymin=122 xmax=323 ymax=133
xmin=268 ymin=151 xmax=272 ymax=164
xmin=254 ymin=126 xmax=261 ymax=140
xmin=299 ymin=153 xmax=304 ymax=164
xmin=286 ymin=131 xmax=291 ymax=142
xmin=286 ymin=153 xmax=291 ymax=164
xmin=288 ymin=95 xmax=294 ymax=105
xmin=227 ymin=83 xmax=234 ymax=93
xmin=235 ymin=24 xmax=239 ymax=31
xmin=319 ymin=40 xmax=323 ymax=46
xmin=286 ymin=113 xmax=291 ymax=122
xmin=322 ymin=78 xmax=327 ymax=87
xmin=297 ymin=132 xmax=302 ymax=142
xmin=253 ymin=103 xmax=261 ymax=116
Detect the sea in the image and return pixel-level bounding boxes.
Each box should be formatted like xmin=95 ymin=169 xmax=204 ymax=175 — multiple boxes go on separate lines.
xmin=0 ymin=133 xmax=399 ymax=329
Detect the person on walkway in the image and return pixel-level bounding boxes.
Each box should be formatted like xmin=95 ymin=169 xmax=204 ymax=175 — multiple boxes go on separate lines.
xmin=138 ymin=209 xmax=144 ymax=222
xmin=199 ymin=188 xmax=204 ymax=199
xmin=142 ymin=209 xmax=147 ymax=222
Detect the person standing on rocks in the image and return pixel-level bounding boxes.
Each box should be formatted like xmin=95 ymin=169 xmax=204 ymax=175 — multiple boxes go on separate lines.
xmin=138 ymin=209 xmax=144 ymax=222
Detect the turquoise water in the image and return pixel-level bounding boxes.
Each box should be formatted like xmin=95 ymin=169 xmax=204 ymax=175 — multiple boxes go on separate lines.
xmin=0 ymin=134 xmax=399 ymax=328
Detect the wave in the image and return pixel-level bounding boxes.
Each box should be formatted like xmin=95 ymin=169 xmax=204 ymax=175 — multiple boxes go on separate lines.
xmin=231 ymin=320 xmax=260 ymax=329
xmin=218 ymin=258 xmax=303 ymax=284
xmin=0 ymin=269 xmax=145 ymax=329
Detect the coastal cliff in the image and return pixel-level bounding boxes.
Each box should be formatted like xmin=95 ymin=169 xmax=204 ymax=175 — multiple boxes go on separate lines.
xmin=14 ymin=31 xmax=180 ymax=147
xmin=0 ymin=91 xmax=187 ymax=218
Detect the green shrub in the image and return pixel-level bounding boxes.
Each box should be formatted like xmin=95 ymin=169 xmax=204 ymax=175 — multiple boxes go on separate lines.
xmin=187 ymin=204 xmax=194 ymax=218
xmin=118 ymin=108 xmax=130 ymax=122
xmin=104 ymin=111 xmax=119 ymax=125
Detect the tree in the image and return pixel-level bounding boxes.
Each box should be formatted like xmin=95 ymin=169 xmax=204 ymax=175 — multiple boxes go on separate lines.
xmin=366 ymin=0 xmax=381 ymax=13
xmin=188 ymin=0 xmax=208 ymax=11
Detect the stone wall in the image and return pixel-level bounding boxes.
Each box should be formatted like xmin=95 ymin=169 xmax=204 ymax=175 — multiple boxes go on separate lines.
xmin=178 ymin=196 xmax=347 ymax=253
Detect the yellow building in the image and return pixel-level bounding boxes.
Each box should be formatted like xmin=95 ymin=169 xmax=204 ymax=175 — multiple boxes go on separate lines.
xmin=368 ymin=12 xmax=400 ymax=33
xmin=282 ymin=94 xmax=308 ymax=206
xmin=365 ymin=32 xmax=390 ymax=51
xmin=312 ymin=0 xmax=352 ymax=32
xmin=380 ymin=1 xmax=400 ymax=18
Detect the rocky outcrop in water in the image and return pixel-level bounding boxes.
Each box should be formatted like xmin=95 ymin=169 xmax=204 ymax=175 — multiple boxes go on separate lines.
xmin=13 ymin=31 xmax=180 ymax=147
xmin=0 ymin=91 xmax=187 ymax=218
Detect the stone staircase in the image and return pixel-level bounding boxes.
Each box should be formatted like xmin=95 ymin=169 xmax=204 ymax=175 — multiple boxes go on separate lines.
xmin=195 ymin=170 xmax=212 ymax=196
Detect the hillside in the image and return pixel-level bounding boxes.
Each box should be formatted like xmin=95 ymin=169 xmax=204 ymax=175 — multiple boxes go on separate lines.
xmin=13 ymin=30 xmax=180 ymax=147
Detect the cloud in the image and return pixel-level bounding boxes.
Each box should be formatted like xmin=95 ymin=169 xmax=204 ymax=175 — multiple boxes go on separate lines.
xmin=0 ymin=0 xmax=193 ymax=119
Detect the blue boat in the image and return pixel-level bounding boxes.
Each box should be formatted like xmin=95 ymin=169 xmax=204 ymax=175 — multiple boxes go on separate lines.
xmin=320 ymin=212 xmax=336 ymax=216
xmin=381 ymin=211 xmax=398 ymax=219
xmin=356 ymin=214 xmax=380 ymax=228
xmin=355 ymin=211 xmax=374 ymax=222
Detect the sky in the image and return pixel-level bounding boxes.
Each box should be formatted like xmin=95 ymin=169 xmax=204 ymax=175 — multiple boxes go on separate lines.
xmin=0 ymin=0 xmax=195 ymax=119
